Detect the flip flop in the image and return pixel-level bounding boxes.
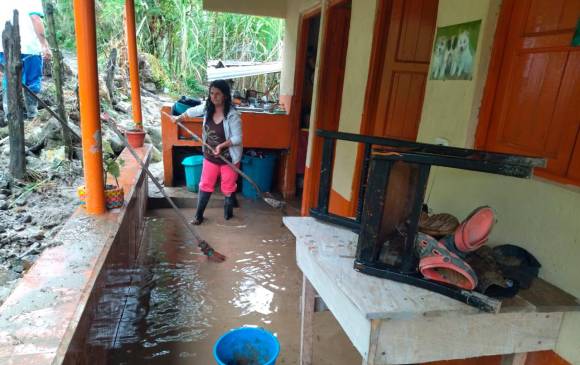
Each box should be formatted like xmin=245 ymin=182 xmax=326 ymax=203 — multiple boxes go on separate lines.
xmin=452 ymin=206 xmax=496 ymax=252
xmin=416 ymin=232 xmax=478 ymax=290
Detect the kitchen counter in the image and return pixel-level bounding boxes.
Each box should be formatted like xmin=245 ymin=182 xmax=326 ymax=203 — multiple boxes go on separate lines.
xmin=160 ymin=104 xmax=292 ymax=186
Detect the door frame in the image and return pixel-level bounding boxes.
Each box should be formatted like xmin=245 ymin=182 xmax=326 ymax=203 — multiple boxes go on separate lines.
xmin=474 ymin=0 xmax=515 ymax=150
xmin=301 ymin=0 xmax=352 ymax=216
xmin=347 ymin=0 xmax=394 ymax=216
xmin=281 ymin=5 xmax=321 ymax=200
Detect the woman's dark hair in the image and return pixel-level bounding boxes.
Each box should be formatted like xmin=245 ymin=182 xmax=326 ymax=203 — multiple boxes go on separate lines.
xmin=205 ymin=79 xmax=232 ymax=121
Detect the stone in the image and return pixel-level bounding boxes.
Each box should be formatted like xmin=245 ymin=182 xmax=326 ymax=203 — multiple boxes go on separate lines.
xmin=13 ymin=225 xmax=25 ymax=232
xmin=18 ymin=215 xmax=32 ymax=224
xmin=0 ymin=201 xmax=7 ymax=210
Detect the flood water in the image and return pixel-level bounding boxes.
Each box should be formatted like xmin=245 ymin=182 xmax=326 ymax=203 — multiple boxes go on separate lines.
xmin=87 ymin=205 xmax=302 ymax=364
xmin=85 ymin=203 xmax=361 ymax=364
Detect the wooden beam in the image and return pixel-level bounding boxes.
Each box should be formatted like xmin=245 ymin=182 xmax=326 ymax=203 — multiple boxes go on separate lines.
xmin=2 ymin=10 xmax=26 ymax=179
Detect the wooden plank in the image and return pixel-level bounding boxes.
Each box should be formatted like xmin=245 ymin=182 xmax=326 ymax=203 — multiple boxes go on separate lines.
xmin=300 ymin=275 xmax=315 ymax=365
xmin=500 ymin=352 xmax=527 ymax=365
xmin=516 ymin=278 xmax=580 ymax=312
xmin=375 ymin=313 xmax=561 ymax=364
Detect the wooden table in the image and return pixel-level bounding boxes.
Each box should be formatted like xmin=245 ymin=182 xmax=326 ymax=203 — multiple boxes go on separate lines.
xmin=283 ymin=217 xmax=580 ymax=365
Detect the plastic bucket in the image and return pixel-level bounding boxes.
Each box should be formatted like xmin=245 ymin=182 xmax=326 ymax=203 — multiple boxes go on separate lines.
xmin=241 ymin=154 xmax=277 ymax=199
xmin=213 ymin=327 xmax=280 ymax=365
xmin=182 ymin=155 xmax=204 ymax=192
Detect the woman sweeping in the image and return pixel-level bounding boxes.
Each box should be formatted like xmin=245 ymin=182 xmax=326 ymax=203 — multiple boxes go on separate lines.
xmin=172 ymin=79 xmax=243 ymax=224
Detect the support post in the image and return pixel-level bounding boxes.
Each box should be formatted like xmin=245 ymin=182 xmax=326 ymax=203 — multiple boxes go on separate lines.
xmin=300 ymin=275 xmax=315 ymax=365
xmin=125 ymin=0 xmax=143 ymax=128
xmin=2 ymin=12 xmax=26 ymax=180
xmin=73 ymin=0 xmax=106 ymax=214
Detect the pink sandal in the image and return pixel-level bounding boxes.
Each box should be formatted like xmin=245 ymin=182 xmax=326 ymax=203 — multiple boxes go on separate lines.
xmin=416 ymin=232 xmax=478 ymax=290
xmin=448 ymin=206 xmax=495 ymax=253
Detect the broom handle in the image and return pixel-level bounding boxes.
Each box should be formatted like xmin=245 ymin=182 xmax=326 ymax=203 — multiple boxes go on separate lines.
xmin=163 ymin=111 xmax=266 ymax=199
xmin=104 ymin=118 xmax=205 ymax=244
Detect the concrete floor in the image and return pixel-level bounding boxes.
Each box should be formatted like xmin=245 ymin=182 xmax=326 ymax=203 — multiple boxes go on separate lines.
xmin=106 ymin=196 xmax=362 ymax=364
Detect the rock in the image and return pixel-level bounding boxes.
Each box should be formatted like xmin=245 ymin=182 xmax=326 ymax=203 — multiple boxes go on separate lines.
xmin=18 ymin=215 xmax=32 ymax=224
xmin=15 ymin=199 xmax=26 ymax=207
xmin=147 ymin=126 xmax=162 ymax=148
xmin=0 ymin=189 xmax=11 ymax=196
xmin=0 ymin=201 xmax=7 ymax=210
xmin=11 ymin=262 xmax=23 ymax=274
xmin=13 ymin=225 xmax=25 ymax=232
xmin=143 ymin=82 xmax=157 ymax=92
xmin=0 ymin=194 xmax=6 ymax=200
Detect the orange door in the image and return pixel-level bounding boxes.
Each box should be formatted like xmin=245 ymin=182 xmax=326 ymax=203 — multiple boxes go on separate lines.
xmin=483 ymin=0 xmax=580 ymax=179
xmin=368 ymin=0 xmax=438 ymax=140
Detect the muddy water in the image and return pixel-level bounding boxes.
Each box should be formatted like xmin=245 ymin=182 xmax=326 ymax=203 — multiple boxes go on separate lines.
xmin=90 ymin=201 xmax=360 ymax=364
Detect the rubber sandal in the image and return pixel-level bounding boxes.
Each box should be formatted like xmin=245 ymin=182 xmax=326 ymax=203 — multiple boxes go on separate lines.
xmin=418 ymin=212 xmax=460 ymax=238
xmin=452 ymin=206 xmax=495 ymax=252
xmin=415 ymin=232 xmax=478 ymax=290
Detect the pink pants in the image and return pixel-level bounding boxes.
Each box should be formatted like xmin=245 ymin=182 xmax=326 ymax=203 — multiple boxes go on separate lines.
xmin=199 ymin=159 xmax=239 ymax=195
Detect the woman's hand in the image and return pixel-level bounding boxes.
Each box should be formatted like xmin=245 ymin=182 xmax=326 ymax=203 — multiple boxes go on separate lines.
xmin=214 ymin=141 xmax=231 ymax=156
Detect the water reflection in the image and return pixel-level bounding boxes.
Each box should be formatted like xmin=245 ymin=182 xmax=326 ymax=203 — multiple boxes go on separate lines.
xmin=87 ymin=217 xmax=212 ymax=363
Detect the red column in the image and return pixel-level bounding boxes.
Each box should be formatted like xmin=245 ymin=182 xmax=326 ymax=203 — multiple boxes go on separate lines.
xmin=73 ymin=0 xmax=106 ymax=214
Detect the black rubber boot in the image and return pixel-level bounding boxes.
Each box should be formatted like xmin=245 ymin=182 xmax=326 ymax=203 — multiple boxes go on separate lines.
xmin=224 ymin=195 xmax=234 ymax=220
xmin=192 ymin=191 xmax=211 ymax=225
xmin=231 ymin=192 xmax=239 ymax=208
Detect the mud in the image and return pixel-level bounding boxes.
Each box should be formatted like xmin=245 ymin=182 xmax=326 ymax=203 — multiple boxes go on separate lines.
xmin=89 ymin=199 xmax=361 ymax=364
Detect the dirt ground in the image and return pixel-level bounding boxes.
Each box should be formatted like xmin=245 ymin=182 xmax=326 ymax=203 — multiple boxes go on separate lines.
xmin=97 ymin=198 xmax=362 ymax=364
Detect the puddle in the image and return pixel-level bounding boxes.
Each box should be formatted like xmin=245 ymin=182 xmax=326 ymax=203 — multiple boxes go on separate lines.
xmin=84 ymin=209 xmax=301 ymax=364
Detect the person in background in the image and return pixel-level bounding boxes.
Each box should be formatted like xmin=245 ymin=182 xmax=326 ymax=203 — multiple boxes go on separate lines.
xmin=0 ymin=0 xmax=52 ymax=124
xmin=172 ymin=79 xmax=243 ymax=224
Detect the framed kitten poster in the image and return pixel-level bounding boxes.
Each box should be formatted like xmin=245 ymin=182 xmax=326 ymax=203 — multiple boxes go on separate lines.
xmin=429 ymin=20 xmax=482 ymax=80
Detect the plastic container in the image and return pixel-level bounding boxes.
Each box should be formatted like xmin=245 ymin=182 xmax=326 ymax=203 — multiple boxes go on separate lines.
xmin=241 ymin=153 xmax=277 ymax=199
xmin=182 ymin=155 xmax=204 ymax=192
xmin=213 ymin=327 xmax=280 ymax=365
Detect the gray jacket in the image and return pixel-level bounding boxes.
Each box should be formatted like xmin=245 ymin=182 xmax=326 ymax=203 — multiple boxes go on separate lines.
xmin=204 ymin=109 xmax=243 ymax=164
xmin=184 ymin=106 xmax=243 ymax=163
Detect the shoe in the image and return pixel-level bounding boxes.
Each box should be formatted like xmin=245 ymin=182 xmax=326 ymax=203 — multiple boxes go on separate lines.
xmin=224 ymin=195 xmax=234 ymax=220
xmin=231 ymin=192 xmax=239 ymax=208
xmin=192 ymin=190 xmax=211 ymax=225
xmin=416 ymin=232 xmax=478 ymax=290
xmin=418 ymin=212 xmax=459 ymax=238
xmin=440 ymin=206 xmax=496 ymax=253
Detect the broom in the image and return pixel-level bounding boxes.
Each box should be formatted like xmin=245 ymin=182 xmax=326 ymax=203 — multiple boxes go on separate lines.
xmin=100 ymin=112 xmax=226 ymax=262
xmin=161 ymin=111 xmax=286 ymax=210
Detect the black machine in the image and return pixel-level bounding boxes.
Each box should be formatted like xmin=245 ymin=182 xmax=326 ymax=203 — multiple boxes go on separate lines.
xmin=310 ymin=130 xmax=545 ymax=311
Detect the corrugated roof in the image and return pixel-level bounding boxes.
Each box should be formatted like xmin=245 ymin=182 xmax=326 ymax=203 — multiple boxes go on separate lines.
xmin=207 ymin=61 xmax=282 ymax=81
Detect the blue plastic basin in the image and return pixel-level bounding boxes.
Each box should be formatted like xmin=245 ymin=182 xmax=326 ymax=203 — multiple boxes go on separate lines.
xmin=213 ymin=327 xmax=280 ymax=365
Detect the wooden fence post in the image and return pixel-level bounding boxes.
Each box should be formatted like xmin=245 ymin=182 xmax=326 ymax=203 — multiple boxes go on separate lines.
xmin=43 ymin=1 xmax=72 ymax=159
xmin=2 ymin=11 xmax=26 ymax=179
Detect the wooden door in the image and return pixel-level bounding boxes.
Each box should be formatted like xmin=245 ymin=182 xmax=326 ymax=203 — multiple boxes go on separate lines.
xmin=482 ymin=0 xmax=580 ymax=180
xmin=367 ymin=0 xmax=438 ymax=140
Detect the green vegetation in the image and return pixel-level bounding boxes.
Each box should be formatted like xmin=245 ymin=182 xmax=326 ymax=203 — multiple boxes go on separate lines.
xmin=51 ymin=0 xmax=284 ymax=96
